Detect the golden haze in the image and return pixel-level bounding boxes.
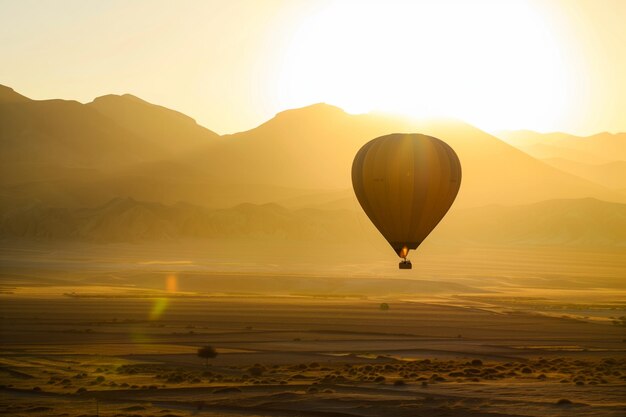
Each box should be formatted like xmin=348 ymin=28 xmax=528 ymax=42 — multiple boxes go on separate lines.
xmin=1 ymin=0 xmax=625 ymax=134
xmin=1 ymin=1 xmax=625 ymax=416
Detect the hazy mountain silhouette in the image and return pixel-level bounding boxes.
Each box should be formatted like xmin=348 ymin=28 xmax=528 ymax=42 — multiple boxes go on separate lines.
xmin=0 ymin=87 xmax=222 ymax=187
xmin=0 ymin=85 xmax=30 ymax=103
xmin=0 ymin=85 xmax=220 ymax=208
xmin=0 ymin=197 xmax=359 ymax=243
xmin=498 ymin=130 xmax=626 ymax=164
xmin=1 ymin=84 xmax=624 ymax=212
xmin=0 ymin=94 xmax=148 ymax=183
xmin=2 ymin=196 xmax=624 ymax=248
xmin=407 ymin=122 xmax=622 ymax=207
xmin=87 ymin=93 xmax=220 ymax=154
xmin=202 ymin=105 xmax=623 ymax=207
xmin=520 ymin=142 xmax=610 ymax=165
xmin=438 ymin=198 xmax=626 ymax=247
xmin=542 ymin=158 xmax=626 ymax=190
xmin=210 ymin=104 xmax=391 ymax=189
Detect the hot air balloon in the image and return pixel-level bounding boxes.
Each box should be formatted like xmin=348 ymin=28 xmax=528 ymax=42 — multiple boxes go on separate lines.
xmin=351 ymin=133 xmax=462 ymax=269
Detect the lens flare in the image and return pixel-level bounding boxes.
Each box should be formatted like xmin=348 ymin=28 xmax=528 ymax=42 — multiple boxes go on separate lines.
xmin=149 ymin=298 xmax=169 ymax=321
xmin=148 ymin=274 xmax=178 ymax=321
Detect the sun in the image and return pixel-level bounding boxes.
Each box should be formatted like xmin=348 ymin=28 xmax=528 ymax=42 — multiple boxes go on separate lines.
xmin=275 ymin=0 xmax=574 ymax=132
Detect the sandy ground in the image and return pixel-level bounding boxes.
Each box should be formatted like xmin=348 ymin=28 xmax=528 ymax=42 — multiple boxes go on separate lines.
xmin=1 ymin=294 xmax=625 ymax=417
xmin=1 ymin=241 xmax=625 ymax=416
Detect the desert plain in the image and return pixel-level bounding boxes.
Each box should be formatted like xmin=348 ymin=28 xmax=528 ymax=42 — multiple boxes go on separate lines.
xmin=3 ymin=1 xmax=626 ymax=415
xmin=1 ymin=240 xmax=624 ymax=417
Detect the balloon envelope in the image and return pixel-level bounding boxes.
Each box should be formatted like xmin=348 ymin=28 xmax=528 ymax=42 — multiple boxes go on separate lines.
xmin=351 ymin=133 xmax=462 ymax=257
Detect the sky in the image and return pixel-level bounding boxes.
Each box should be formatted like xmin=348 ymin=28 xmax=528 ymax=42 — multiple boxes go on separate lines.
xmin=1 ymin=0 xmax=625 ymax=135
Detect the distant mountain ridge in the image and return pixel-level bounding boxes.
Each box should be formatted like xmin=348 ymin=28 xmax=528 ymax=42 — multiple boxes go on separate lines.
xmin=2 ymin=197 xmax=624 ymax=248
xmin=498 ymin=130 xmax=626 ymax=164
xmin=438 ymin=198 xmax=626 ymax=247
xmin=0 ymin=85 xmax=30 ymax=103
xmin=542 ymin=158 xmax=626 ymax=190
xmin=88 ymin=94 xmax=220 ymax=153
xmin=0 ymin=97 xmax=145 ymax=167
xmin=0 ymin=197 xmax=359 ymax=243
xmin=0 ymin=88 xmax=219 ymax=179
xmin=1 ymin=83 xmax=624 ymax=216
xmin=208 ymin=105 xmax=623 ymax=207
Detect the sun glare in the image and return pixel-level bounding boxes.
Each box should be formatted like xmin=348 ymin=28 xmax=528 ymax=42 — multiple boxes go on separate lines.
xmin=277 ymin=0 xmax=574 ymax=132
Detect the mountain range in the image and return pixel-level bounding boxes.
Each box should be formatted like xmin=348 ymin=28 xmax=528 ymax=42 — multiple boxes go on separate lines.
xmin=1 ymin=83 xmax=625 ymax=249
xmin=2 ymin=196 xmax=624 ymax=248
xmin=497 ymin=130 xmax=626 ymax=163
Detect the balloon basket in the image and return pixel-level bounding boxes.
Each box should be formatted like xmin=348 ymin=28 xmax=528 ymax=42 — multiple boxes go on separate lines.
xmin=399 ymin=260 xmax=412 ymax=270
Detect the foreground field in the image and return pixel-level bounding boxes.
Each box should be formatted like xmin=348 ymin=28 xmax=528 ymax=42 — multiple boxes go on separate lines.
xmin=1 ymin=241 xmax=625 ymax=416
xmin=1 ymin=295 xmax=625 ymax=417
